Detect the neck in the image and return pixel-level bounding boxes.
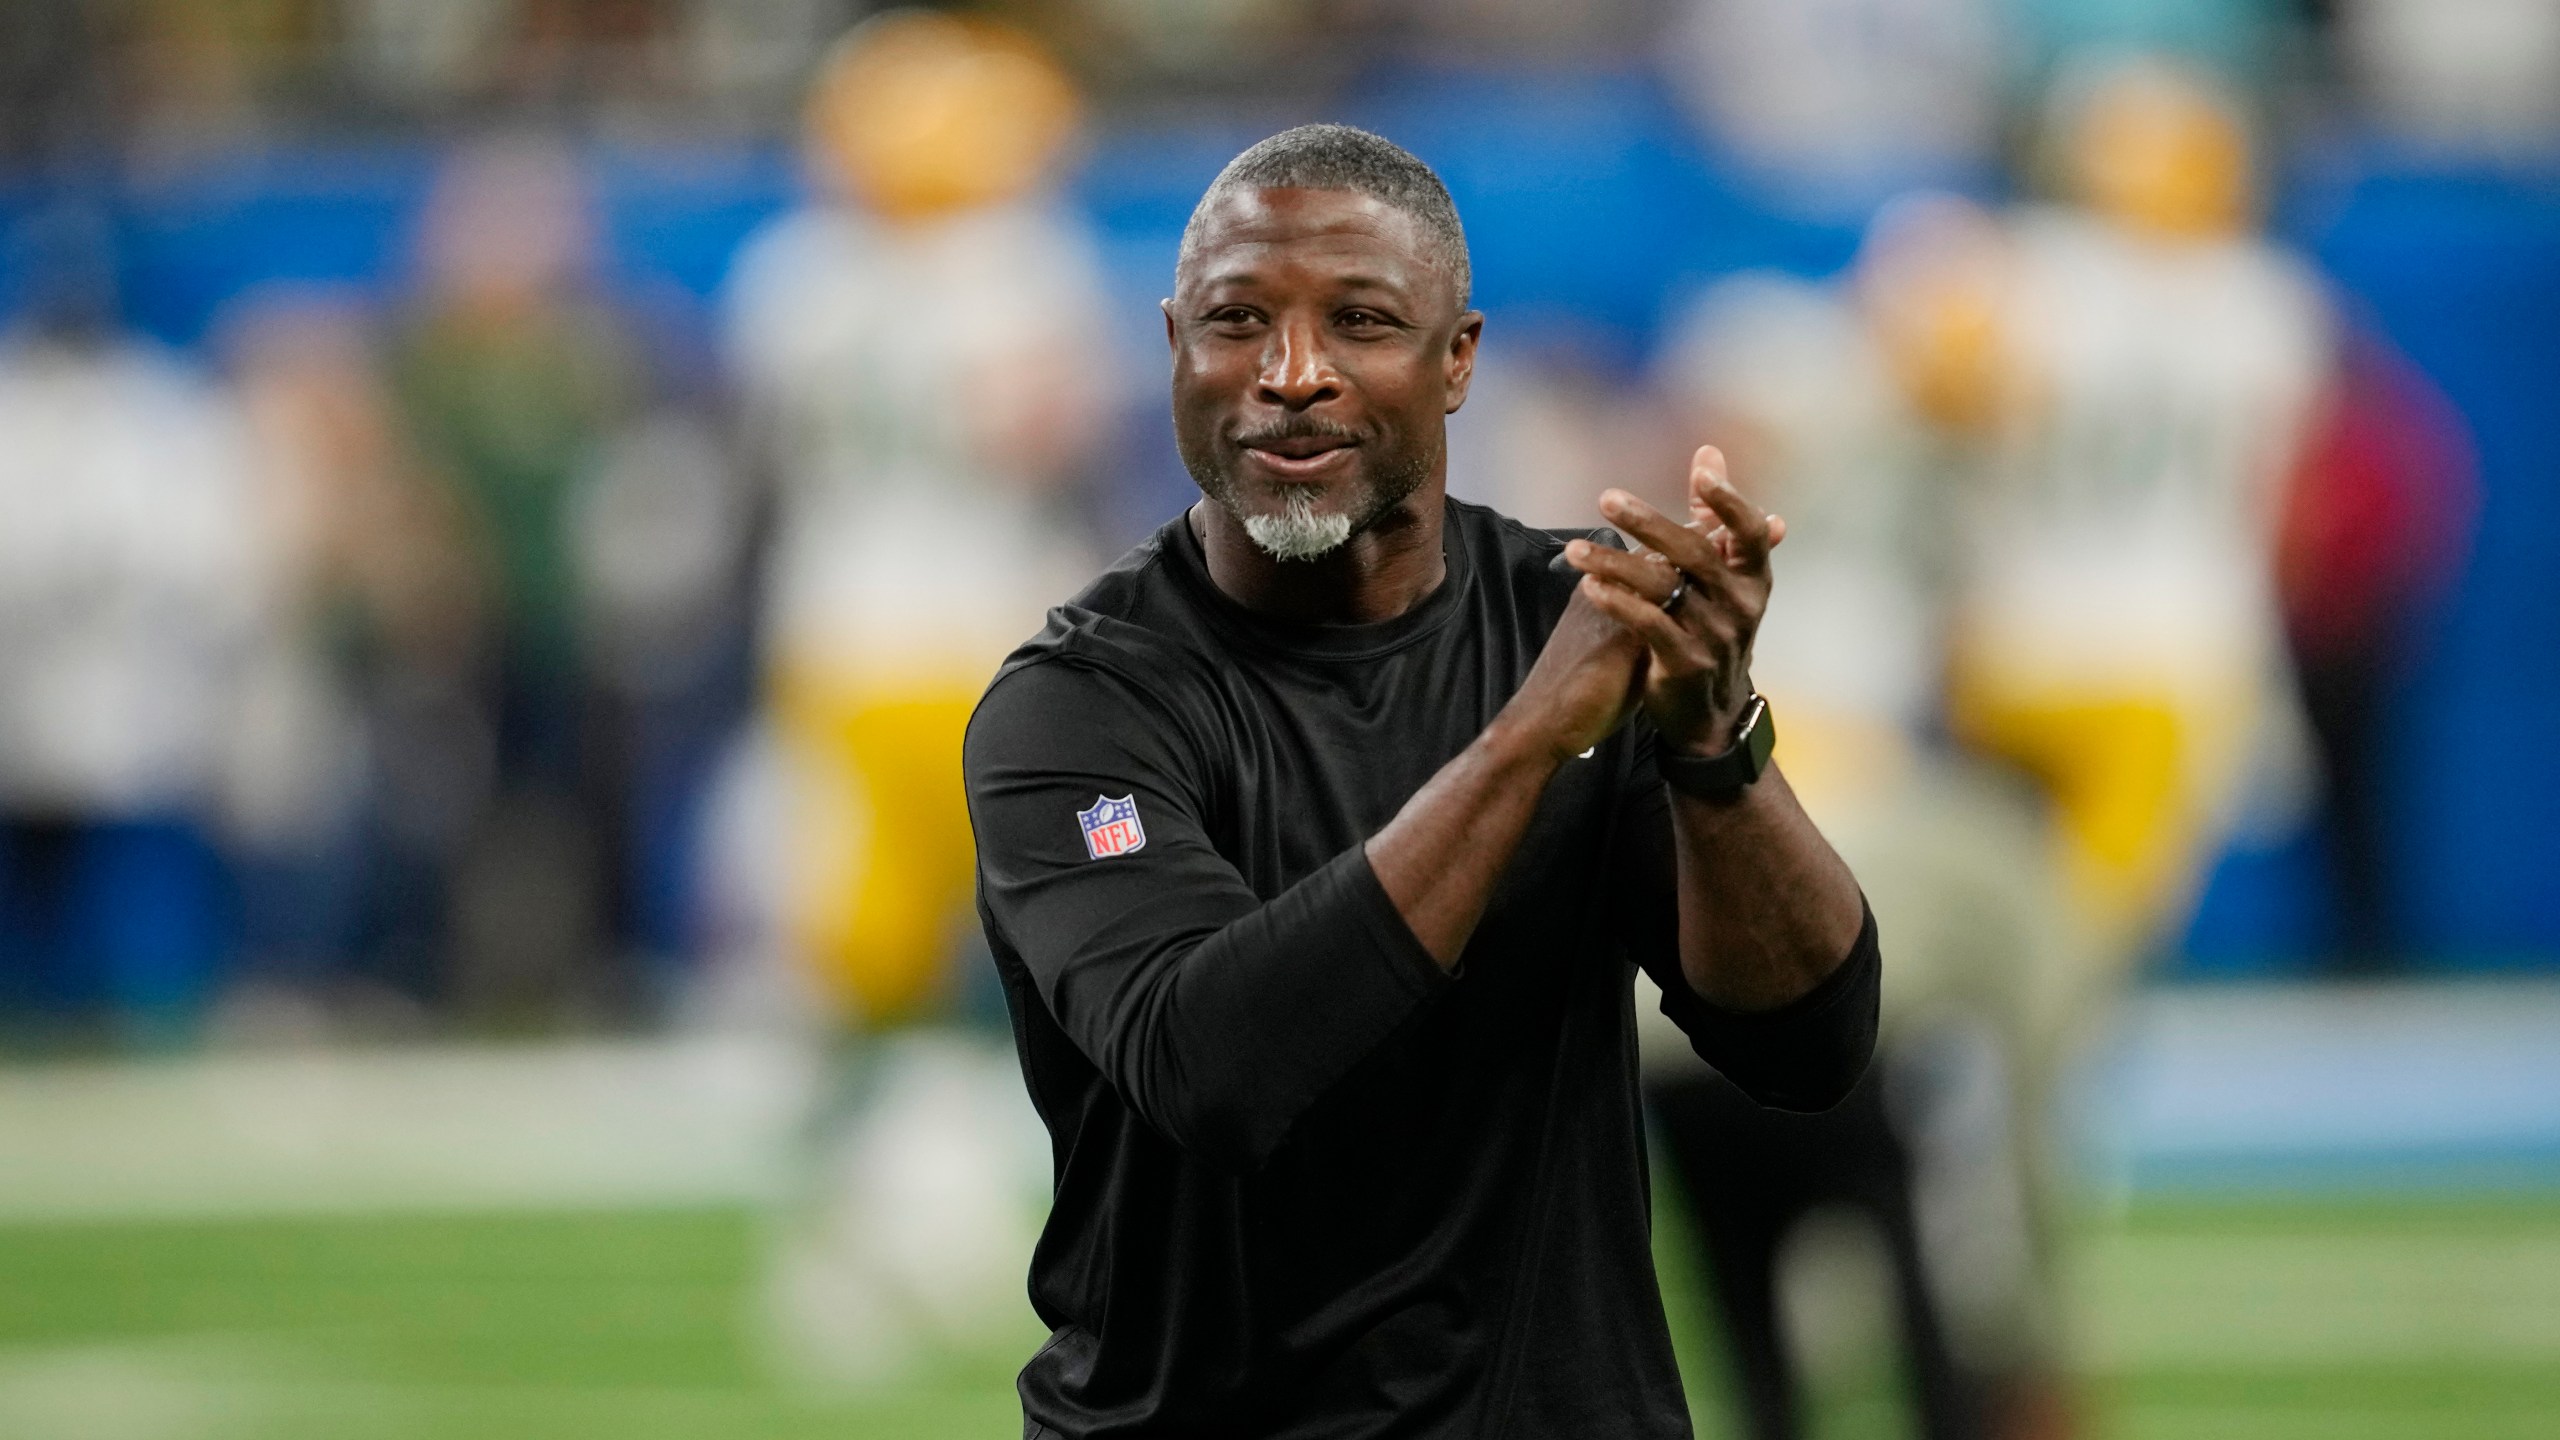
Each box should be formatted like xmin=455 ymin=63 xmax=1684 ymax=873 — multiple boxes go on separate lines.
xmin=1191 ymin=482 xmax=1448 ymax=626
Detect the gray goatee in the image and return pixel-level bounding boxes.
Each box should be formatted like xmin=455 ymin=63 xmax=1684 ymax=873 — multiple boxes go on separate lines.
xmin=1241 ymin=485 xmax=1354 ymax=562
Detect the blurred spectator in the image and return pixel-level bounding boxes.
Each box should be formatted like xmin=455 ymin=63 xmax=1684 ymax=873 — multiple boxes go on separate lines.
xmin=2340 ymin=0 xmax=2560 ymax=156
xmin=0 ymin=203 xmax=263 ymax=1041
xmin=1940 ymin=57 xmax=2330 ymax=970
xmin=687 ymin=0 xmax=878 ymax=120
xmin=119 ymin=0 xmax=327 ymax=161
xmin=0 ymin=0 xmax=115 ymax=165
xmin=213 ymin=290 xmax=483 ymax=1022
xmin=568 ymin=407 xmax=757 ymax=992
xmin=1663 ymin=0 xmax=2003 ymax=209
xmin=1397 ymin=0 xmax=1658 ymax=61
xmin=392 ymin=136 xmax=647 ymax=1023
xmin=717 ymin=8 xmax=1117 ymax=1383
xmin=1047 ymin=0 xmax=1327 ymax=91
xmin=2274 ymin=328 xmax=2477 ymax=971
xmin=480 ymin=0 xmax=694 ymax=117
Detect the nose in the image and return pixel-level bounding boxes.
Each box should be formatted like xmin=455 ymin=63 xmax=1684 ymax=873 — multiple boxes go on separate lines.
xmin=1255 ymin=314 xmax=1341 ymax=411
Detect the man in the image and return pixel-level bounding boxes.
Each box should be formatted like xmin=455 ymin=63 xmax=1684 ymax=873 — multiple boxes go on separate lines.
xmin=0 ymin=203 xmax=263 ymax=1035
xmin=964 ymin=125 xmax=1881 ymax=1439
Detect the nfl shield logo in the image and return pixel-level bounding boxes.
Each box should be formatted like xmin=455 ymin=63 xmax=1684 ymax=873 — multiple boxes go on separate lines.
xmin=1077 ymin=794 xmax=1147 ymax=859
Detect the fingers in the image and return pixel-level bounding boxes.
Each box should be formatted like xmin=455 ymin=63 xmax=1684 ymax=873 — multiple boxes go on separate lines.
xmin=1577 ymin=573 xmax=1699 ymax=667
xmin=1579 ymin=446 xmax=1782 ymax=651
xmin=1563 ymin=537 xmax=1681 ymax=605
xmin=1700 ymin=511 xmax=1788 ymax=569
xmin=1673 ymin=449 xmax=1772 ymax=574
xmin=1598 ymin=489 xmax=1719 ymax=580
xmin=1684 ymin=445 xmax=1727 ymax=524
xmin=1699 ymin=477 xmax=1777 ymax=576
xmin=1598 ymin=487 xmax=1774 ymax=624
xmin=1580 ymin=565 xmax=1746 ymax=657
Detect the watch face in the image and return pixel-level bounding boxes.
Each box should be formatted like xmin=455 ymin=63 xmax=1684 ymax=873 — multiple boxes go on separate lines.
xmin=1742 ymin=697 xmax=1775 ymax=778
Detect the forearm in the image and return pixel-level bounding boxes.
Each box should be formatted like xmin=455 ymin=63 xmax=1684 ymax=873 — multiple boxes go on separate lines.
xmin=1365 ymin=713 xmax=1566 ymax=968
xmin=1100 ymin=846 xmax=1445 ymax=1168
xmin=1670 ymin=763 xmax=1867 ymax=1010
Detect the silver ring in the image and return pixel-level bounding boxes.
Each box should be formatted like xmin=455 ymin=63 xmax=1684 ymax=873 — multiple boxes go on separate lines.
xmin=1660 ymin=575 xmax=1689 ymax=613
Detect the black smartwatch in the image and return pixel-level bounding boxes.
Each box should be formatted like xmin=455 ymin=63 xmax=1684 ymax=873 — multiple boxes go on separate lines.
xmin=1657 ymin=694 xmax=1776 ymax=803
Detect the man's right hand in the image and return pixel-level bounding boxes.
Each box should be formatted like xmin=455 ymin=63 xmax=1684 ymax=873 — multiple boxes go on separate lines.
xmin=1491 ymin=583 xmax=1648 ymax=765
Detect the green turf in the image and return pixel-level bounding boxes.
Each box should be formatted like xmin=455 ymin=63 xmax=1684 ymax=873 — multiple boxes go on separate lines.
xmin=0 ymin=1209 xmax=1026 ymax=1440
xmin=2078 ymin=1197 xmax=2560 ymax=1440
xmin=0 ymin=1198 xmax=2553 ymax=1438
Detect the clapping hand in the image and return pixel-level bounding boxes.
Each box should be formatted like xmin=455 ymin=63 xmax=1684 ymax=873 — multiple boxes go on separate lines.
xmin=1561 ymin=445 xmax=1786 ymax=756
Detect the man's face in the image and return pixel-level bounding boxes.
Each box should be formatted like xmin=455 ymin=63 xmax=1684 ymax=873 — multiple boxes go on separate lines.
xmin=1167 ymin=187 xmax=1480 ymax=562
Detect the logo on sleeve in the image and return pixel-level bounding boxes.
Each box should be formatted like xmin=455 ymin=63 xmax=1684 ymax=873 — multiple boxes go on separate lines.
xmin=1077 ymin=794 xmax=1147 ymax=859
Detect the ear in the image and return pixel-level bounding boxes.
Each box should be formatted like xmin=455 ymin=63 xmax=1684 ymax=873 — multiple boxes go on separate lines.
xmin=1161 ymin=298 xmax=1178 ymax=355
xmin=1442 ymin=311 xmax=1485 ymax=414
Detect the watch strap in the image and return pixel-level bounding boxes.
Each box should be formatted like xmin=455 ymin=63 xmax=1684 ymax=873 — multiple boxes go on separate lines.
xmin=1657 ymin=694 xmax=1775 ymax=803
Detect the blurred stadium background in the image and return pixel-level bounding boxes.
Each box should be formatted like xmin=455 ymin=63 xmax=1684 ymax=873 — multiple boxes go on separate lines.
xmin=0 ymin=0 xmax=2556 ymax=1436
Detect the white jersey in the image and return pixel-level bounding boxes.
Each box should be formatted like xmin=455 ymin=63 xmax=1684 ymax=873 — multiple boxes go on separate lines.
xmin=0 ymin=338 xmax=266 ymax=815
xmin=1965 ymin=207 xmax=2331 ymax=696
xmin=723 ymin=200 xmax=1117 ymax=687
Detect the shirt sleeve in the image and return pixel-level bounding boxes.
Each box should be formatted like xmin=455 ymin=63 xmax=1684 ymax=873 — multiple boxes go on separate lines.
xmin=1609 ymin=726 xmax=1880 ymax=1113
xmin=965 ymin=657 xmax=1450 ymax=1172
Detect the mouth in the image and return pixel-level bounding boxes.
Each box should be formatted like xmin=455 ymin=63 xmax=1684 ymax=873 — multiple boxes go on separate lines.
xmin=1237 ymin=427 xmax=1360 ymax=478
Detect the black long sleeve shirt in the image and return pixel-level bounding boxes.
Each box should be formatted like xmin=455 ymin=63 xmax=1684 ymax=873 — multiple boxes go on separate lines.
xmin=964 ymin=497 xmax=1881 ymax=1440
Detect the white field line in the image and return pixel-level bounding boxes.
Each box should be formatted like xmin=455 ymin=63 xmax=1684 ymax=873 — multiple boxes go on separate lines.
xmin=0 ymin=1036 xmax=823 ymax=1221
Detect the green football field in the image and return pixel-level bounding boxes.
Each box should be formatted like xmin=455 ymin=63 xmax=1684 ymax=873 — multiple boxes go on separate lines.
xmin=1 ymin=1196 xmax=2553 ymax=1440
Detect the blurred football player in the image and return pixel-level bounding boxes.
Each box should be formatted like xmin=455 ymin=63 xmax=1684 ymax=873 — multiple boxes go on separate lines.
xmin=718 ymin=10 xmax=1121 ymax=1383
xmin=1932 ymin=58 xmax=2329 ymax=969
xmin=724 ymin=9 xmax=1116 ymax=1031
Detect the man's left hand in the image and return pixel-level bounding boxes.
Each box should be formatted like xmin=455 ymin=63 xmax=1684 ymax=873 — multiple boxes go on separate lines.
xmin=1561 ymin=445 xmax=1787 ymax=756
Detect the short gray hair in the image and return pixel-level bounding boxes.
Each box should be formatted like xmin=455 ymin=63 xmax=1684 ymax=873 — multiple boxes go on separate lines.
xmin=1178 ymin=123 xmax=1472 ymax=308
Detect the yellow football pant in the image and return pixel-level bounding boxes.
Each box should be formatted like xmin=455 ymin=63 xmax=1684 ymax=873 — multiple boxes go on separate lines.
xmin=1949 ymin=679 xmax=2252 ymax=967
xmin=774 ymin=677 xmax=983 ymax=1028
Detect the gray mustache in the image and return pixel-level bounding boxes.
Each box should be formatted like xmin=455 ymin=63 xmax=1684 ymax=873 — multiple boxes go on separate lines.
xmin=1232 ymin=418 xmax=1365 ymax=448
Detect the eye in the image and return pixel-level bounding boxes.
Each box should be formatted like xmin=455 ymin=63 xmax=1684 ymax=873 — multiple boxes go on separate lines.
xmin=1204 ymin=305 xmax=1260 ymax=328
xmin=1338 ymin=309 xmax=1381 ymax=329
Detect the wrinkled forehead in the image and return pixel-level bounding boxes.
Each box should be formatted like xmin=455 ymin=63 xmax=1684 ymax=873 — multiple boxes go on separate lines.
xmin=1176 ymin=186 xmax=1453 ymax=306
